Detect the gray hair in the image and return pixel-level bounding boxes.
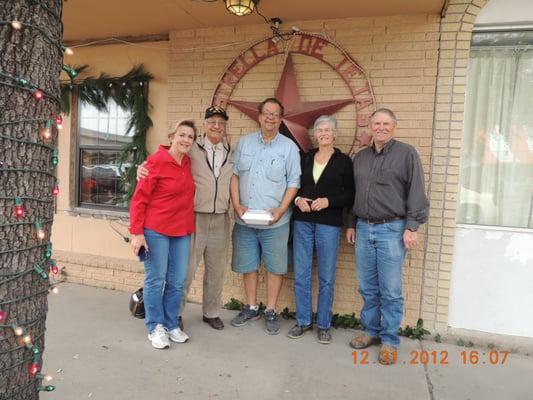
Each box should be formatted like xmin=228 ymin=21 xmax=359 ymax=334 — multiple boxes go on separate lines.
xmin=370 ymin=108 xmax=397 ymax=124
xmin=313 ymin=115 xmax=337 ymax=131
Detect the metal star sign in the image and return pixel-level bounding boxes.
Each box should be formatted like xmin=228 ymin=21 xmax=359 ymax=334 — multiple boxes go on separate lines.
xmin=228 ymin=53 xmax=354 ymax=152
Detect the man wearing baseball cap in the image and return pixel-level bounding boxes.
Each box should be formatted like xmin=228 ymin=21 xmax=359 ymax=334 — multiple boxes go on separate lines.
xmin=138 ymin=105 xmax=233 ymax=330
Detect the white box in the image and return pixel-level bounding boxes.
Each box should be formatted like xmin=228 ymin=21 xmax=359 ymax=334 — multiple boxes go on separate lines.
xmin=241 ymin=209 xmax=273 ymax=226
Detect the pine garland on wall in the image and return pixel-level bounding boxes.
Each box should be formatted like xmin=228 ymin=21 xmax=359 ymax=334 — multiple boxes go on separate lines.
xmin=60 ymin=64 xmax=154 ymax=201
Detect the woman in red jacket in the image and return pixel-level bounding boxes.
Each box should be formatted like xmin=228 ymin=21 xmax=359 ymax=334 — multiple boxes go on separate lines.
xmin=129 ymin=120 xmax=196 ymax=349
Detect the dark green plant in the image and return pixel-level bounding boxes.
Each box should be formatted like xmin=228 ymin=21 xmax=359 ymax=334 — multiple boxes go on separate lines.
xmin=225 ymin=302 xmax=429 ymax=339
xmin=397 ymin=318 xmax=430 ymax=340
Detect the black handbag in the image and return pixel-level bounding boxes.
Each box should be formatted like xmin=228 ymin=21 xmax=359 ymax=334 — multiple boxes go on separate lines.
xmin=129 ymin=287 xmax=145 ymax=319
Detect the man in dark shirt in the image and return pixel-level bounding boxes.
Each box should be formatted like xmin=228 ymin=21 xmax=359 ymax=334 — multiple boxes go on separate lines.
xmin=346 ymin=108 xmax=429 ymax=365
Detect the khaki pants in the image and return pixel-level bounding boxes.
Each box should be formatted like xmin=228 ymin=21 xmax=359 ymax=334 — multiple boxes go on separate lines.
xmin=180 ymin=212 xmax=230 ymax=318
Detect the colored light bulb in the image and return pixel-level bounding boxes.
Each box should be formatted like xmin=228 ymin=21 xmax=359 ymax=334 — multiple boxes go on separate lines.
xmin=14 ymin=197 xmax=25 ymax=218
xmin=45 ymin=243 xmax=52 ymax=258
xmin=23 ymin=334 xmax=32 ymax=344
xmin=0 ymin=310 xmax=7 ymax=321
xmin=52 ymin=185 xmax=59 ymax=196
xmin=34 ymin=265 xmax=49 ymax=279
xmin=51 ymin=149 xmax=59 ymax=166
xmin=14 ymin=326 xmax=23 ymax=336
xmin=38 ymin=385 xmax=55 ymax=392
xmin=63 ymin=65 xmax=78 ymax=79
xmin=51 ymin=286 xmax=59 ymax=294
xmin=32 ymin=89 xmax=44 ymax=100
xmin=64 ymin=46 xmax=74 ymax=55
xmin=35 ymin=221 xmax=45 ymax=240
xmin=41 ymin=121 xmax=53 ymax=140
xmin=37 ymin=372 xmax=53 ymax=382
xmin=55 ymin=115 xmax=63 ymax=129
xmin=29 ymin=363 xmax=40 ymax=375
xmin=49 ymin=259 xmax=59 ymax=275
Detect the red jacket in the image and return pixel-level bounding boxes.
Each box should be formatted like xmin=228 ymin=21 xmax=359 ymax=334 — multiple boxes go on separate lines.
xmin=129 ymin=145 xmax=195 ymax=236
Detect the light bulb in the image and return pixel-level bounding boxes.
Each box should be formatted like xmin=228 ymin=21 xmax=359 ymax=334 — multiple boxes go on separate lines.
xmin=55 ymin=115 xmax=63 ymax=129
xmin=32 ymin=89 xmax=44 ymax=100
xmin=11 ymin=20 xmax=22 ymax=30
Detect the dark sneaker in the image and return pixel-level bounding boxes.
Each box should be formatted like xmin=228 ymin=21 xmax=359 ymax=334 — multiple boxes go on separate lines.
xmin=317 ymin=328 xmax=332 ymax=344
xmin=264 ymin=309 xmax=280 ymax=335
xmin=287 ymin=324 xmax=312 ymax=339
xmin=231 ymin=305 xmax=261 ymax=327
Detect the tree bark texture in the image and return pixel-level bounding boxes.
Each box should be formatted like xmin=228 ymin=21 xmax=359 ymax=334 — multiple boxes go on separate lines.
xmin=0 ymin=1 xmax=62 ymax=399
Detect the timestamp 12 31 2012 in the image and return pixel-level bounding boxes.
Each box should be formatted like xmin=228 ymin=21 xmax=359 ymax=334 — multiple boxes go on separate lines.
xmin=352 ymin=349 xmax=510 ymax=365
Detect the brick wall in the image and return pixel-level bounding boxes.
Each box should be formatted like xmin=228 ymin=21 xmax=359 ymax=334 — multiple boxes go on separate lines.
xmin=57 ymin=2 xmax=487 ymax=331
xmin=166 ymin=14 xmax=441 ymax=326
xmin=421 ymin=0 xmax=487 ymax=331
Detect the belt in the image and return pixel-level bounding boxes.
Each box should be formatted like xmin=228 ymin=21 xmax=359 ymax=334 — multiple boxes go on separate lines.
xmin=362 ymin=216 xmax=403 ymax=225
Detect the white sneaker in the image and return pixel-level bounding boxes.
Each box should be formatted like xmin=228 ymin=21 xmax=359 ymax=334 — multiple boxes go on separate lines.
xmin=148 ymin=324 xmax=170 ymax=349
xmin=168 ymin=327 xmax=189 ymax=343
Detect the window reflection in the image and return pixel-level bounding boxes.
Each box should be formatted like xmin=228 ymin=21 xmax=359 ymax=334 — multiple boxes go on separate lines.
xmin=78 ymin=100 xmax=133 ymax=209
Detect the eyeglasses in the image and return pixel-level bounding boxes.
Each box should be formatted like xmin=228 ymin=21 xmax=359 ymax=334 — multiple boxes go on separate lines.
xmin=206 ymin=120 xmax=226 ymax=127
xmin=261 ymin=111 xmax=281 ymax=119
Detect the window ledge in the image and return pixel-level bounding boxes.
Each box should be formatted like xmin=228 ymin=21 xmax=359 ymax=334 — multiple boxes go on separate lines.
xmin=69 ymin=207 xmax=130 ymax=220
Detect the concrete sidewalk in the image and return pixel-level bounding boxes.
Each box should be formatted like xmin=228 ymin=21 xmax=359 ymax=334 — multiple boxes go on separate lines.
xmin=43 ymin=284 xmax=533 ymax=400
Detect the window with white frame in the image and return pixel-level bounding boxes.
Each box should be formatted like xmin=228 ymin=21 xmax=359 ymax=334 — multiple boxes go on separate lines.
xmin=77 ymin=100 xmax=133 ymax=210
xmin=458 ymin=31 xmax=533 ymax=229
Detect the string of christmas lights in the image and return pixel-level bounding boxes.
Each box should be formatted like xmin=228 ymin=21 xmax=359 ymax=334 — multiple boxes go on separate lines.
xmin=0 ymin=19 xmax=66 ymax=55
xmin=0 ymin=70 xmax=61 ymax=103
xmin=0 ymin=1 xmax=66 ymax=396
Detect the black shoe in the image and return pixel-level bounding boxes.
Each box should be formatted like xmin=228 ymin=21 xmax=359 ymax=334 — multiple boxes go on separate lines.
xmin=178 ymin=316 xmax=184 ymax=331
xmin=317 ymin=328 xmax=332 ymax=344
xmin=264 ymin=309 xmax=280 ymax=335
xmin=203 ymin=316 xmax=224 ymax=330
xmin=231 ymin=305 xmax=261 ymax=327
xmin=287 ymin=324 xmax=312 ymax=339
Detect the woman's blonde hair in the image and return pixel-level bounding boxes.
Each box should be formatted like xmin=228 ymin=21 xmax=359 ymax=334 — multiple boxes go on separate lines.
xmin=168 ymin=119 xmax=197 ymax=141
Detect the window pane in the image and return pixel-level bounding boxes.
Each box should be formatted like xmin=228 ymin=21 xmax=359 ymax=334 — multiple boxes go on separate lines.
xmin=458 ymin=39 xmax=533 ymax=228
xmin=79 ymin=149 xmax=131 ymax=208
xmin=79 ymin=100 xmax=132 ymax=146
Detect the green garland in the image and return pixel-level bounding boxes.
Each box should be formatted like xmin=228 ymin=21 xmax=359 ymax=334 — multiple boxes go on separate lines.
xmin=60 ymin=64 xmax=154 ymax=200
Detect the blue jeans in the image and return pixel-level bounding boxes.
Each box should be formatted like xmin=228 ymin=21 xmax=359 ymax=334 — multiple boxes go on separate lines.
xmin=355 ymin=219 xmax=406 ymax=347
xmin=143 ymin=228 xmax=191 ymax=333
xmin=293 ymin=221 xmax=341 ymax=329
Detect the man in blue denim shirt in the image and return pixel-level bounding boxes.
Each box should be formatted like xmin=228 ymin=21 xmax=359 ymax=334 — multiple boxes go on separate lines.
xmin=230 ymin=98 xmax=301 ymax=335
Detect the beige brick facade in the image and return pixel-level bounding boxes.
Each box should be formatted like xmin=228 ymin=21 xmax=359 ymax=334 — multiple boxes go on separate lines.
xmin=54 ymin=1 xmax=488 ymax=332
xmin=422 ymin=0 xmax=487 ymax=331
